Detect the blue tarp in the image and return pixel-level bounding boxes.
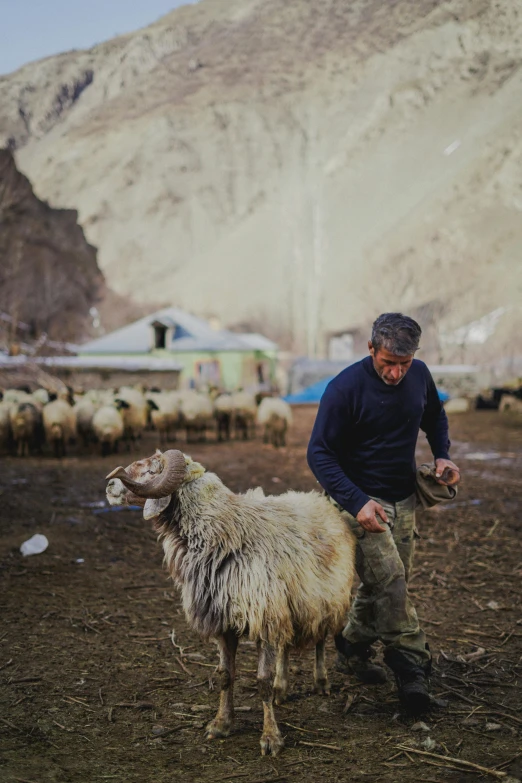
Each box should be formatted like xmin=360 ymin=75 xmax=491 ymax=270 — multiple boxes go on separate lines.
xmin=284 ymin=377 xmax=333 ymax=404
xmin=285 ymin=377 xmax=451 ymax=404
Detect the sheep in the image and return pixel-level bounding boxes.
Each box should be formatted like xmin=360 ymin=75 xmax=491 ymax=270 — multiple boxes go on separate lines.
xmin=179 ymin=391 xmax=214 ymax=443
xmin=3 ymin=388 xmax=32 ymax=406
xmin=42 ymin=399 xmax=77 ymax=458
xmin=32 ymin=388 xmax=50 ymax=406
xmin=92 ymin=404 xmax=126 ymax=456
xmin=106 ymin=449 xmax=356 ymax=756
xmin=213 ymin=393 xmax=233 ymax=441
xmin=83 ymin=389 xmax=115 ymax=407
xmin=74 ymin=398 xmax=98 ymax=449
xmin=0 ymin=400 xmax=13 ymax=453
xmin=230 ymin=391 xmax=257 ymax=440
xmin=443 ymin=397 xmax=471 ymax=414
xmin=146 ymin=391 xmax=183 ymax=447
xmin=256 ymin=397 xmax=292 ymax=447
xmin=9 ymin=400 xmax=43 ymax=456
xmin=114 ymin=387 xmax=150 ymax=447
xmin=499 ymin=394 xmax=522 ymax=416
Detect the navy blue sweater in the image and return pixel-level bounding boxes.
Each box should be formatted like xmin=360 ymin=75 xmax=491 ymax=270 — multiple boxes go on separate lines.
xmin=307 ymin=357 xmax=450 ymax=516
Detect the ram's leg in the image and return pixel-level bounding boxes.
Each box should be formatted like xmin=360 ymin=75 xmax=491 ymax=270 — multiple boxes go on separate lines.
xmin=314 ymin=636 xmax=330 ymax=695
xmin=273 ymin=645 xmax=290 ymax=705
xmin=206 ymin=630 xmax=238 ymax=740
xmin=257 ymin=641 xmax=284 ymax=756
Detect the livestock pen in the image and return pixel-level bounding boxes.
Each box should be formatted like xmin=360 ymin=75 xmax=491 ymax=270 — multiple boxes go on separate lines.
xmin=1 ymin=406 xmax=521 ymax=782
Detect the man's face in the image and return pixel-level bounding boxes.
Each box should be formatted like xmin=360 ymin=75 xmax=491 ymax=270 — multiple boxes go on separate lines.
xmin=368 ymin=342 xmax=414 ymax=386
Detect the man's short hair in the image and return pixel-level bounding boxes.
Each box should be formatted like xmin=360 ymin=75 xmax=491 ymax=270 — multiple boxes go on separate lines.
xmin=371 ymin=313 xmax=421 ymax=356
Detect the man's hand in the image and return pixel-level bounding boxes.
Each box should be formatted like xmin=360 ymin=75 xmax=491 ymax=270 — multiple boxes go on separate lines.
xmin=356 ymin=499 xmax=388 ymax=533
xmin=435 ymin=458 xmax=461 ymax=486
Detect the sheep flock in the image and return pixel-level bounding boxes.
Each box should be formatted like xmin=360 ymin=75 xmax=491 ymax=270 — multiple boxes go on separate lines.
xmin=0 ymin=385 xmax=293 ymax=457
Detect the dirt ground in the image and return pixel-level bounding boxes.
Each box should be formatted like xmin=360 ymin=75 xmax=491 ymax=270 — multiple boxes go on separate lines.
xmin=1 ymin=406 xmax=521 ymax=783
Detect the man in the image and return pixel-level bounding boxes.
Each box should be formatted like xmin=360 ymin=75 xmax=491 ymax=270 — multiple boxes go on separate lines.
xmin=307 ymin=313 xmax=460 ymax=714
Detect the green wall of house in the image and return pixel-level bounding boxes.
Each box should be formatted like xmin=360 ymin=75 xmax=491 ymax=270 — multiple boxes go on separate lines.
xmin=154 ymin=349 xmax=277 ymax=389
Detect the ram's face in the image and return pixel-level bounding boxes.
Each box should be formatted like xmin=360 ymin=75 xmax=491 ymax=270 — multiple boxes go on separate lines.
xmin=106 ymin=449 xmax=164 ymax=507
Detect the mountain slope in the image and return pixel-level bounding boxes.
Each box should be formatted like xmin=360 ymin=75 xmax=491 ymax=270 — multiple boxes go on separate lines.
xmin=0 ymin=149 xmax=102 ymax=345
xmin=1 ymin=0 xmax=521 ymax=361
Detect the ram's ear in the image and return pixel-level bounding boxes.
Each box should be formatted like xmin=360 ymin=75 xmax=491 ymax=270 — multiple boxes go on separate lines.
xmin=143 ymin=495 xmax=172 ymax=520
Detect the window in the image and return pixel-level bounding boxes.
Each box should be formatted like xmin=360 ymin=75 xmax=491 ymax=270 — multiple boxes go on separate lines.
xmin=154 ymin=325 xmax=167 ymax=349
xmin=196 ymin=360 xmax=221 ymax=385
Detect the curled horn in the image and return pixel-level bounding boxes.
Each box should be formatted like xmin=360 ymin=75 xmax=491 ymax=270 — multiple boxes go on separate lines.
xmin=105 ymin=450 xmax=187 ymax=499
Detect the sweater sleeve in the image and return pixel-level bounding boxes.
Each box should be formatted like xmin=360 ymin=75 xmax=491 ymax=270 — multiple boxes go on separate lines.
xmin=307 ymin=381 xmax=370 ymax=517
xmin=419 ymin=369 xmax=451 ymax=460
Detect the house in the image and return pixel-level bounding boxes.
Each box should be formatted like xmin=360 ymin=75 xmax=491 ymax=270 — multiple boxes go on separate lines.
xmin=78 ymin=307 xmax=278 ymax=391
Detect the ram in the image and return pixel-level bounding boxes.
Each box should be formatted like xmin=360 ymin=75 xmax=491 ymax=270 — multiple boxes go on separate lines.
xmin=106 ymin=449 xmax=355 ymax=756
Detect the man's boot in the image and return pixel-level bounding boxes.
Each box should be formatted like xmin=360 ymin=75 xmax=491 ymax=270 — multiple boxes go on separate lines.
xmin=334 ymin=636 xmax=388 ymax=685
xmin=384 ymin=647 xmax=432 ymax=714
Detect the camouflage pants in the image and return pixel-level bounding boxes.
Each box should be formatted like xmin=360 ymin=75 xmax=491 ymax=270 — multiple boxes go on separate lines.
xmin=330 ymin=493 xmax=430 ymax=666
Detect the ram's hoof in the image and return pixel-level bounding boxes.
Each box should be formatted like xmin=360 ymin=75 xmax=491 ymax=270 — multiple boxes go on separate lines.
xmin=205 ymin=718 xmax=232 ymax=739
xmin=274 ymin=684 xmax=288 ymax=705
xmin=313 ymin=679 xmax=331 ymax=696
xmin=260 ymin=730 xmax=284 ymax=756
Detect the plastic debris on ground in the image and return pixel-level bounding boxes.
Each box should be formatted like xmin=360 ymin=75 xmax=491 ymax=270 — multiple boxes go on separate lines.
xmin=437 ymin=498 xmax=482 ymax=510
xmin=20 ymin=534 xmax=49 ymax=557
xmin=463 ymin=451 xmax=501 ymax=460
xmin=92 ymin=505 xmax=142 ymax=514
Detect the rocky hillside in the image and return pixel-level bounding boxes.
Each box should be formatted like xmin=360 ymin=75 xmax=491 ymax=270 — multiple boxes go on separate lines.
xmin=1 ymin=0 xmax=521 ymax=363
xmin=0 ymin=150 xmax=102 ymax=345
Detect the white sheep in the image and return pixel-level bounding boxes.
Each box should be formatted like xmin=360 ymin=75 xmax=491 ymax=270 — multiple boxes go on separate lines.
xmin=92 ymin=404 xmax=125 ymax=456
xmin=106 ymin=449 xmax=355 ymax=756
xmin=179 ymin=391 xmax=214 ymax=443
xmin=32 ymin=388 xmax=50 ymax=407
xmin=444 ymin=397 xmax=471 ymax=414
xmin=256 ymin=397 xmax=292 ymax=448
xmin=114 ymin=387 xmax=150 ymax=447
xmin=42 ymin=399 xmax=77 ymax=458
xmin=73 ymin=397 xmax=98 ymax=449
xmin=83 ymin=389 xmax=115 ymax=407
xmin=146 ymin=391 xmax=183 ymax=447
xmin=9 ymin=400 xmax=43 ymax=456
xmin=213 ymin=393 xmax=233 ymax=441
xmin=3 ymin=389 xmax=32 ymax=405
xmin=499 ymin=394 xmax=522 ymax=415
xmin=230 ymin=391 xmax=257 ymax=440
xmin=0 ymin=400 xmax=13 ymax=453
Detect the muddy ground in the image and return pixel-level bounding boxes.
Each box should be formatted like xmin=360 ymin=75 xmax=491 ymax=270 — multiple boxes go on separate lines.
xmin=1 ymin=406 xmax=521 ymax=783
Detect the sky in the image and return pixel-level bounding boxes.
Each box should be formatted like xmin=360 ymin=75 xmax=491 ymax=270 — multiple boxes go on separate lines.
xmin=0 ymin=0 xmax=198 ymax=76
